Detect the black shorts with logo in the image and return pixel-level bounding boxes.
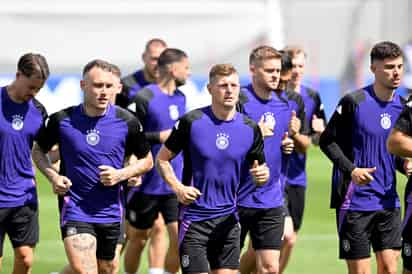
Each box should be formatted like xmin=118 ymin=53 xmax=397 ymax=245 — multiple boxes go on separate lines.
xmin=238 ymin=206 xmax=285 ymax=250
xmin=126 ymin=191 xmax=178 ymax=229
xmin=61 ymin=221 xmax=121 ymax=260
xmin=179 ymin=214 xmax=240 ymax=274
xmin=284 ymin=184 xmax=306 ymax=231
xmin=0 ymin=204 xmax=39 ymax=256
xmin=337 ymin=208 xmax=402 ymax=260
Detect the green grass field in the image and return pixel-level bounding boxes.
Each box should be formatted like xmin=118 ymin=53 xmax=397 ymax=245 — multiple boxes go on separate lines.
xmin=1 ymin=147 xmax=408 ymax=273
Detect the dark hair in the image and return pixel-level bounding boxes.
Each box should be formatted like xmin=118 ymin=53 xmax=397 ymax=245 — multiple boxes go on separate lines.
xmin=283 ymin=45 xmax=307 ymax=59
xmin=145 ymin=38 xmax=167 ymax=52
xmin=249 ymin=45 xmax=282 ymax=66
xmin=209 ymin=64 xmax=238 ymax=83
xmin=157 ymin=48 xmax=187 ymax=69
xmin=279 ymin=50 xmax=293 ymax=73
xmin=370 ymin=41 xmax=402 ymax=63
xmin=82 ymin=59 xmax=113 ymax=77
xmin=17 ymin=53 xmax=50 ymax=80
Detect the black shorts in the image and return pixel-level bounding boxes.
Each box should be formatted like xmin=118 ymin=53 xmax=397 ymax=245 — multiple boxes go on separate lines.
xmin=238 ymin=206 xmax=285 ymax=250
xmin=337 ymin=208 xmax=402 ymax=260
xmin=61 ymin=221 xmax=121 ymax=260
xmin=402 ymin=201 xmax=412 ymax=271
xmin=126 ymin=192 xmax=178 ymax=229
xmin=179 ymin=214 xmax=240 ymax=273
xmin=284 ymin=184 xmax=306 ymax=231
xmin=118 ymin=214 xmax=126 ymax=245
xmin=0 ymin=204 xmax=39 ymax=256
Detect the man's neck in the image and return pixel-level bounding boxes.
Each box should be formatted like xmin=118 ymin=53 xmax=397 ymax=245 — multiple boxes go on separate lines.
xmin=143 ymin=67 xmax=156 ymax=83
xmin=373 ymin=82 xmax=394 ymax=102
xmin=252 ymin=82 xmax=272 ymax=100
xmin=6 ymin=83 xmax=25 ymax=103
xmin=211 ymin=104 xmax=236 ymax=121
xmin=287 ymin=81 xmax=301 ymax=93
xmin=82 ymin=103 xmax=107 ymax=117
xmin=157 ymin=76 xmax=176 ymax=95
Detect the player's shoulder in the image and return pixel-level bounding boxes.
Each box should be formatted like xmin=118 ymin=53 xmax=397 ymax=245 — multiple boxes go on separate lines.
xmin=121 ymin=71 xmax=139 ymax=88
xmin=180 ymin=107 xmax=204 ymax=124
xmin=341 ymin=87 xmax=368 ymax=106
xmin=31 ymin=98 xmax=47 ymax=116
xmin=48 ymin=105 xmax=76 ymax=124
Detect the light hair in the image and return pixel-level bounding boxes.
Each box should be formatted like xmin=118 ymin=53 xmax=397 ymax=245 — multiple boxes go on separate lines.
xmin=209 ymin=64 xmax=238 ymax=83
xmin=249 ymin=45 xmax=282 ymax=66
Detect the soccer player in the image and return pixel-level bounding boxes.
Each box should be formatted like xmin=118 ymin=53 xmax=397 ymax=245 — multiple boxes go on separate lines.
xmin=235 ymin=45 xmax=297 ymax=274
xmin=320 ymin=41 xmax=407 ymax=274
xmin=278 ymin=46 xmax=327 ymax=273
xmin=117 ymin=39 xmax=169 ymax=274
xmin=386 ymin=100 xmax=412 ymax=274
xmin=32 ymin=59 xmax=153 ymax=274
xmin=116 ymin=38 xmax=168 ymax=108
xmin=0 ymin=53 xmax=49 ymax=274
xmin=124 ymin=48 xmax=190 ymax=274
xmin=156 ymin=63 xmax=269 ymax=274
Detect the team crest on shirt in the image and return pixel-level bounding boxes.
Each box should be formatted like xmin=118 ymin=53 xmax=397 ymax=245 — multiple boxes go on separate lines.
xmin=181 ymin=254 xmax=190 ymax=268
xmin=342 ymin=239 xmax=350 ymax=252
xmin=169 ymin=104 xmax=180 ymax=120
xmin=216 ymin=132 xmax=230 ymax=150
xmin=86 ymin=129 xmax=100 ymax=146
xmin=380 ymin=113 xmax=391 ymax=129
xmin=11 ymin=114 xmax=24 ymax=131
xmin=263 ymin=112 xmax=276 ymax=130
xmin=404 ymin=243 xmax=412 ymax=257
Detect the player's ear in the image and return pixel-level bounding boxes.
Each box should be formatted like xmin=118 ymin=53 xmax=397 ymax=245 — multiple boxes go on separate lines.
xmin=370 ymin=62 xmax=376 ymax=74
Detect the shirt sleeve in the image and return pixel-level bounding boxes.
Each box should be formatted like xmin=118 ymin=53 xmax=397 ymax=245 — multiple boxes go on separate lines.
xmin=35 ymin=112 xmax=61 ymax=153
xmin=394 ymin=106 xmax=412 ymax=135
xmin=125 ymin=117 xmax=151 ymax=158
xmin=319 ymin=95 xmax=357 ymax=174
xmin=164 ymin=115 xmax=191 ymax=155
xmin=245 ymin=121 xmax=266 ymax=166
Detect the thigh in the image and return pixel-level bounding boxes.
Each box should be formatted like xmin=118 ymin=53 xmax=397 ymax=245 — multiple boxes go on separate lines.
xmin=285 ymin=185 xmax=306 ymax=231
xmin=159 ymin=194 xmax=179 ymax=224
xmin=6 ymin=204 xmax=39 ymax=249
xmin=95 ymin=222 xmax=121 ymax=261
xmin=248 ymin=207 xmax=285 ymax=250
xmin=126 ymin=192 xmax=159 ymax=229
xmin=338 ymin=210 xmax=373 ymax=260
xmin=371 ymin=208 xmax=402 ymax=252
xmin=208 ymin=215 xmax=241 ymax=271
xmin=62 ymin=222 xmax=98 ymax=274
xmin=179 ymin=221 xmax=210 ymax=274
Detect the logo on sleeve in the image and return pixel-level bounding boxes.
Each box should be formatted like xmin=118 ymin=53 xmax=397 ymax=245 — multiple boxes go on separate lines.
xmin=380 ymin=113 xmax=391 ymax=129
xmin=12 ymin=114 xmax=24 ymax=131
xmin=86 ymin=129 xmax=100 ymax=146
xmin=263 ymin=112 xmax=276 ymax=130
xmin=216 ymin=132 xmax=230 ymax=150
xmin=169 ymin=105 xmax=180 ymax=120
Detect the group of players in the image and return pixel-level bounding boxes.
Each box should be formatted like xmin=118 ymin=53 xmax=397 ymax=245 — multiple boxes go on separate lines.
xmin=0 ymin=37 xmax=411 ymax=274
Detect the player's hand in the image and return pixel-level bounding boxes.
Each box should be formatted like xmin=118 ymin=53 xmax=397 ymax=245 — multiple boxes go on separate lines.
xmin=51 ymin=175 xmax=72 ymax=195
xmin=159 ymin=129 xmax=173 ymax=143
xmin=281 ymin=132 xmax=294 ymax=154
xmin=258 ymin=116 xmax=274 ymax=138
xmin=250 ymin=160 xmax=270 ymax=186
xmin=176 ymin=185 xmax=202 ymax=205
xmin=98 ymin=165 xmax=121 ymax=186
xmin=288 ymin=111 xmax=301 ymax=137
xmin=311 ymin=114 xmax=325 ymax=133
xmin=351 ymin=167 xmax=376 ymax=185
xmin=127 ymin=175 xmax=142 ymax=187
xmin=404 ymin=159 xmax=412 ymax=177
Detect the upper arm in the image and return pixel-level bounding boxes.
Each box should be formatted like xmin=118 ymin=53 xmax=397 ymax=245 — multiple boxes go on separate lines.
xmin=125 ymin=117 xmax=151 ymax=159
xmin=35 ymin=113 xmax=61 ymax=153
xmin=164 ymin=115 xmax=192 ymax=155
xmin=245 ymin=121 xmax=266 ymax=166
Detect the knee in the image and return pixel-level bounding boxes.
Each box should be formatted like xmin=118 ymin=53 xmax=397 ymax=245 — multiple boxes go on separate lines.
xmin=283 ymin=232 xmax=297 ymax=247
xmin=15 ymin=247 xmax=34 ymax=269
xmin=259 ymin=262 xmax=279 ymax=274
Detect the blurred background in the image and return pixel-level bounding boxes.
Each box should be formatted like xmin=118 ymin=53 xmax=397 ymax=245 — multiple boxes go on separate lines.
xmin=1 ymin=1 xmax=412 ymax=273
xmin=1 ymin=0 xmax=411 ymax=116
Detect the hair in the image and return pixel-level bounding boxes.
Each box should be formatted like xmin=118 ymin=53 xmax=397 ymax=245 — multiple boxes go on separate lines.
xmin=279 ymin=50 xmax=293 ymax=73
xmin=109 ymin=63 xmax=122 ymax=78
xmin=145 ymin=38 xmax=167 ymax=52
xmin=370 ymin=41 xmax=403 ymax=63
xmin=157 ymin=48 xmax=187 ymax=69
xmin=17 ymin=53 xmax=50 ymax=80
xmin=249 ymin=45 xmax=282 ymax=66
xmin=283 ymin=45 xmax=307 ymax=58
xmin=82 ymin=59 xmax=114 ymax=77
xmin=209 ymin=64 xmax=238 ymax=83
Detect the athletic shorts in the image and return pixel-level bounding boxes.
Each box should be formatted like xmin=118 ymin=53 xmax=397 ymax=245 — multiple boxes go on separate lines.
xmin=0 ymin=204 xmax=39 ymax=256
xmin=402 ymin=200 xmax=412 ymax=271
xmin=118 ymin=214 xmax=126 ymax=245
xmin=337 ymin=208 xmax=402 ymax=260
xmin=284 ymin=184 xmax=306 ymax=231
xmin=238 ymin=206 xmax=285 ymax=250
xmin=126 ymin=192 xmax=178 ymax=229
xmin=179 ymin=214 xmax=240 ymax=273
xmin=61 ymin=221 xmax=121 ymax=260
